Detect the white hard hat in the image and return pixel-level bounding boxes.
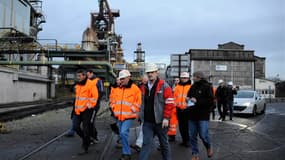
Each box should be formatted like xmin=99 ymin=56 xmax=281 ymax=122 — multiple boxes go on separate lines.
xmin=218 ymin=79 xmax=224 ymax=84
xmin=228 ymin=81 xmax=233 ymax=86
xmin=118 ymin=70 xmax=131 ymax=79
xmin=180 ymin=72 xmax=190 ymax=78
xmin=145 ymin=63 xmax=158 ymax=73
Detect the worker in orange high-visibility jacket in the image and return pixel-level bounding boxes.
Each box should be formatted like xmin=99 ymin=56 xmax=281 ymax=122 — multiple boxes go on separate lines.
xmin=110 ymin=70 xmax=141 ymax=160
xmin=173 ymin=72 xmax=192 ymax=147
xmin=73 ymin=70 xmax=98 ymax=154
xmin=87 ymin=69 xmax=104 ymax=144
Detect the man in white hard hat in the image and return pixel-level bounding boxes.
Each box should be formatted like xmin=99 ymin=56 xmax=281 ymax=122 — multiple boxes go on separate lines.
xmin=173 ymin=72 xmax=192 ymax=147
xmin=139 ymin=63 xmax=174 ymax=160
xmin=110 ymin=70 xmax=142 ymax=160
xmin=226 ymin=81 xmax=237 ymax=120
xmin=216 ymin=79 xmax=228 ymax=121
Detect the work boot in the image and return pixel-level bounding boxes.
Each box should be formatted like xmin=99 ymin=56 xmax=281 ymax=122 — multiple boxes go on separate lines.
xmin=207 ymin=147 xmax=213 ymax=158
xmin=119 ymin=154 xmax=131 ymax=160
xmin=191 ymin=155 xmax=199 ymax=160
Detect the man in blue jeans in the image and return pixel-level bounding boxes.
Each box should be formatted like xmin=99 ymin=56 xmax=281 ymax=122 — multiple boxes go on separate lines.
xmin=187 ymin=71 xmax=214 ymax=160
xmin=110 ymin=70 xmax=142 ymax=160
xmin=139 ymin=63 xmax=174 ymax=160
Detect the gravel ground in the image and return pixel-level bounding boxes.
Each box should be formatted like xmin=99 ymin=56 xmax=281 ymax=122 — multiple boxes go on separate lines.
xmin=0 ymin=100 xmax=111 ymax=160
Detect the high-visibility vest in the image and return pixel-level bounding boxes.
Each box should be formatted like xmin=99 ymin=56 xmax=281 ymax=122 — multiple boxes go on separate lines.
xmin=110 ymin=83 xmax=142 ymax=121
xmin=174 ymin=84 xmax=192 ymax=110
xmin=168 ymin=107 xmax=178 ymax=136
xmin=74 ymin=79 xmax=98 ymax=115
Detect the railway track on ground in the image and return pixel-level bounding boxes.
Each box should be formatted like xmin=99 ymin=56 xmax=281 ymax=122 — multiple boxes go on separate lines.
xmin=0 ymin=98 xmax=73 ymax=122
xmin=15 ymin=109 xmax=114 ymax=160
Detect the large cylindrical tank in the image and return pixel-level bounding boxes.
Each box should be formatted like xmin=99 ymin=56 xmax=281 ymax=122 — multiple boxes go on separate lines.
xmin=82 ymin=27 xmax=99 ymax=51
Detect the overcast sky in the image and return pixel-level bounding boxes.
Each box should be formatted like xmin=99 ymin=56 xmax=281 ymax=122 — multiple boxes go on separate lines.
xmin=38 ymin=0 xmax=285 ymax=79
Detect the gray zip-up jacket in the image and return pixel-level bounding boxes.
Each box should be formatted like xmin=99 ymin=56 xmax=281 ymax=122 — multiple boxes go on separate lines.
xmin=140 ymin=79 xmax=175 ymax=124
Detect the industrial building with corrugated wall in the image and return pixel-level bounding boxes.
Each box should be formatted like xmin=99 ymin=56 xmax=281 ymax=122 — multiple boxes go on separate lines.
xmin=167 ymin=42 xmax=265 ymax=90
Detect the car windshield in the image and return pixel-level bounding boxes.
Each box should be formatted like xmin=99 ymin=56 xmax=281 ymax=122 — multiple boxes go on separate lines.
xmin=235 ymin=91 xmax=254 ymax=98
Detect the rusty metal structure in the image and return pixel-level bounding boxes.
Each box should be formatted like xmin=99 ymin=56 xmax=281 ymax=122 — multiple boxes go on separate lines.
xmin=80 ymin=0 xmax=124 ymax=64
xmin=0 ymin=0 xmax=123 ymax=98
xmin=0 ymin=0 xmax=46 ymax=67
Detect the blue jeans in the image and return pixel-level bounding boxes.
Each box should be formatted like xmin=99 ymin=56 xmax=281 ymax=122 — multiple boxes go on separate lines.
xmin=189 ymin=120 xmax=211 ymax=155
xmin=139 ymin=122 xmax=171 ymax=160
xmin=117 ymin=119 xmax=133 ymax=155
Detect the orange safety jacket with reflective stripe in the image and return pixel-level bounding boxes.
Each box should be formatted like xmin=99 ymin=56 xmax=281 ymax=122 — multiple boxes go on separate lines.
xmin=74 ymin=79 xmax=98 ymax=115
xmin=174 ymin=82 xmax=192 ymax=110
xmin=110 ymin=80 xmax=142 ymax=121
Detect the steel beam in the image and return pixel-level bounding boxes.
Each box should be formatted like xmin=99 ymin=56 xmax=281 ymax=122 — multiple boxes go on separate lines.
xmin=0 ymin=60 xmax=116 ymax=77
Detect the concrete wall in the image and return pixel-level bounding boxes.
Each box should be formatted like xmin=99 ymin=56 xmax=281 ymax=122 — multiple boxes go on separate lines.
xmin=0 ymin=67 xmax=49 ymax=104
xmin=191 ymin=60 xmax=254 ymax=89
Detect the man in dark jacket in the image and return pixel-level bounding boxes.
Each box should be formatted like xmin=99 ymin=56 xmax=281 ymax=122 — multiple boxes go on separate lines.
xmin=216 ymin=79 xmax=228 ymax=121
xmin=226 ymin=81 xmax=237 ymax=120
xmin=187 ymin=71 xmax=214 ymax=160
xmin=87 ymin=70 xmax=104 ymax=143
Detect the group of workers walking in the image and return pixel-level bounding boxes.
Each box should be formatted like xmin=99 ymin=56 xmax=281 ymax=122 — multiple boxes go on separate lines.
xmin=67 ymin=63 xmax=239 ymax=160
xmin=66 ymin=69 xmax=103 ymax=154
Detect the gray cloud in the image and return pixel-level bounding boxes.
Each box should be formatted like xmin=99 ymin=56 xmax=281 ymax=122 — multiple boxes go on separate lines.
xmin=39 ymin=0 xmax=285 ymax=79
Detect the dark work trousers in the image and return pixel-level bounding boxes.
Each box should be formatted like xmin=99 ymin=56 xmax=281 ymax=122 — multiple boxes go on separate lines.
xmin=217 ymin=101 xmax=228 ymax=120
xmin=89 ymin=98 xmax=101 ymax=140
xmin=74 ymin=109 xmax=93 ymax=151
xmin=227 ymin=101 xmax=234 ymax=120
xmin=177 ymin=108 xmax=190 ymax=144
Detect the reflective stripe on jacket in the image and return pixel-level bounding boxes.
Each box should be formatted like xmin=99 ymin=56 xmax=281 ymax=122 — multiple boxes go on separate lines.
xmin=74 ymin=79 xmax=98 ymax=115
xmin=174 ymin=84 xmax=192 ymax=110
xmin=110 ymin=82 xmax=142 ymax=121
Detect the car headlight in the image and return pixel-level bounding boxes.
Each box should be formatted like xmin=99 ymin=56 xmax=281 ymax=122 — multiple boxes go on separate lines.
xmin=243 ymin=102 xmax=251 ymax=107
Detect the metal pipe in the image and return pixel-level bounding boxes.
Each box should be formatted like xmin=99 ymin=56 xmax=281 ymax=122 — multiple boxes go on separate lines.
xmin=0 ymin=60 xmax=116 ymax=76
xmin=0 ymin=49 xmax=107 ymax=54
xmin=0 ymin=60 xmax=111 ymax=66
xmin=37 ymin=39 xmax=58 ymax=51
